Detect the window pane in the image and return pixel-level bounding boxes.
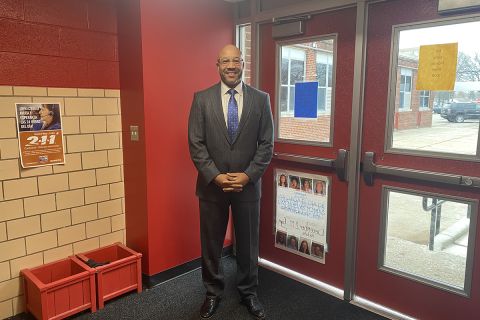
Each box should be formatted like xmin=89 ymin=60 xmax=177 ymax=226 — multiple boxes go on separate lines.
xmin=290 ymin=59 xmax=304 ymax=84
xmin=279 ymin=86 xmax=288 ymax=113
xmin=277 ymin=38 xmax=335 ymax=144
xmin=382 ymin=189 xmax=474 ymax=292
xmin=317 ymin=63 xmax=327 ymax=87
xmin=328 ymin=66 xmax=333 ymax=87
xmin=326 ymin=88 xmax=332 ymax=109
xmin=390 ymin=21 xmax=480 ymax=156
xmin=289 ymin=87 xmax=295 ymax=112
xmin=420 ymin=92 xmax=430 ymax=108
xmin=281 ymin=58 xmax=289 ymax=85
xmin=318 ymin=88 xmax=326 ymax=111
xmin=405 ymin=75 xmax=412 ymax=92
xmin=404 ymin=92 xmax=411 ymax=108
xmin=236 ymin=24 xmax=252 ymax=85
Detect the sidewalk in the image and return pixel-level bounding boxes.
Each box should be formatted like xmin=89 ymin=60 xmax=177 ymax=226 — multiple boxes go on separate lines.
xmin=392 ymin=114 xmax=479 ymax=155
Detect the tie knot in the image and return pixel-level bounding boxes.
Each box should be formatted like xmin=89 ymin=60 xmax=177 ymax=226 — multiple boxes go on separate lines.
xmin=228 ymin=88 xmax=237 ymax=96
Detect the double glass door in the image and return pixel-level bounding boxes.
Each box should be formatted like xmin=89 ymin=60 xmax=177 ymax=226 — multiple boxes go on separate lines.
xmin=258 ymin=1 xmax=480 ymax=318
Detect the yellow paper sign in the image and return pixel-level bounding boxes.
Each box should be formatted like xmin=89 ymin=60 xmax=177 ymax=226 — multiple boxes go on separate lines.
xmin=416 ymin=43 xmax=458 ymax=91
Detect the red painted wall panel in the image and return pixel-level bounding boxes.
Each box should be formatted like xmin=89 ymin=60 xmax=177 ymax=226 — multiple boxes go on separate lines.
xmin=24 ymin=0 xmax=88 ymax=29
xmin=0 ymin=52 xmax=90 ymax=87
xmin=117 ymin=0 xmax=150 ymax=272
xmin=87 ymin=60 xmax=119 ymax=89
xmin=118 ymin=0 xmax=233 ymax=275
xmin=87 ymin=0 xmax=117 ymax=33
xmin=0 ymin=0 xmax=119 ymax=89
xmin=0 ymin=19 xmax=59 ymax=56
xmin=59 ymin=28 xmax=116 ymax=61
xmin=0 ymin=0 xmax=24 ymax=19
xmin=141 ymin=0 xmax=233 ymax=274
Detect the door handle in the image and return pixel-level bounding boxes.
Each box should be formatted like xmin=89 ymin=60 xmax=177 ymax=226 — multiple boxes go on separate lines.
xmin=333 ymin=149 xmax=348 ymax=182
xmin=362 ymin=151 xmax=480 ymax=189
xmin=273 ymin=149 xmax=348 ymax=182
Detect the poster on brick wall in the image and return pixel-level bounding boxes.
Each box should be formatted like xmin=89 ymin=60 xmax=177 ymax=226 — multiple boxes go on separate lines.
xmin=274 ymin=169 xmax=329 ymax=264
xmin=15 ymin=103 xmax=65 ymax=168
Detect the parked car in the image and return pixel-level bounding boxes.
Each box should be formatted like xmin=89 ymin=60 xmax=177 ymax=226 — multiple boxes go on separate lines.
xmin=440 ymin=102 xmax=480 ymax=123
xmin=432 ymin=103 xmax=442 ymax=114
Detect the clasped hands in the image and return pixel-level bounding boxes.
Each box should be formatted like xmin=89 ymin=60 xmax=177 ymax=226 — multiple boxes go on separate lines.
xmin=214 ymin=172 xmax=249 ymax=192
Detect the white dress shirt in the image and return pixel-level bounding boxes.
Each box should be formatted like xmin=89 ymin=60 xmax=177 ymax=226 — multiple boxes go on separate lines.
xmin=220 ymin=81 xmax=243 ymax=126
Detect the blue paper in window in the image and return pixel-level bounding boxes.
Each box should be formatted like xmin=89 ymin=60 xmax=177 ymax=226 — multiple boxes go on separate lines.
xmin=294 ymin=82 xmax=318 ymax=118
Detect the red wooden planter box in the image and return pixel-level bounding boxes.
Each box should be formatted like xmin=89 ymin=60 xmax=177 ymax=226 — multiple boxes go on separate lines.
xmin=21 ymin=257 xmax=96 ymax=320
xmin=76 ymin=242 xmax=142 ymax=309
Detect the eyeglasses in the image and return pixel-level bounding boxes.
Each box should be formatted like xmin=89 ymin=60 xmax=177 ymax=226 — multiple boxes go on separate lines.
xmin=218 ymin=57 xmax=243 ymax=66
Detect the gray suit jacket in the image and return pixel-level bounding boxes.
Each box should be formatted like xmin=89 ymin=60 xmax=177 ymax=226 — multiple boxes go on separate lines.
xmin=188 ymin=82 xmax=274 ymax=202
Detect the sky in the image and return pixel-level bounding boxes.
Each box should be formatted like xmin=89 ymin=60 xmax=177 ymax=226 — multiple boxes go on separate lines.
xmin=399 ymin=20 xmax=480 ymax=55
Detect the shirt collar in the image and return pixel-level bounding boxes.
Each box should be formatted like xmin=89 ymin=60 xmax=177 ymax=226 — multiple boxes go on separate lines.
xmin=221 ymin=81 xmax=243 ymax=96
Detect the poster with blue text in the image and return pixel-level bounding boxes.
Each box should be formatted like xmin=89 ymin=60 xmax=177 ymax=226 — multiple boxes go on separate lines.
xmin=274 ymin=169 xmax=329 ymax=264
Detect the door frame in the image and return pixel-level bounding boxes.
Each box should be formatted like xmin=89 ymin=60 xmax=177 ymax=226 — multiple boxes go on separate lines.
xmin=249 ymin=0 xmax=369 ymax=303
xmin=256 ymin=4 xmax=357 ymax=297
xmin=343 ymin=0 xmax=367 ymax=303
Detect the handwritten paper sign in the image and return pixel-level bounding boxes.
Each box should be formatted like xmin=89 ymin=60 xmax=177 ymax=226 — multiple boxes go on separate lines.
xmin=416 ymin=43 xmax=458 ymax=91
xmin=274 ymin=169 xmax=329 ymax=264
xmin=15 ymin=103 xmax=65 ymax=168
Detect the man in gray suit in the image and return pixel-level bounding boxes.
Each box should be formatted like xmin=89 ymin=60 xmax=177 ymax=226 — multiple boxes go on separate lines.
xmin=188 ymin=44 xmax=273 ymax=319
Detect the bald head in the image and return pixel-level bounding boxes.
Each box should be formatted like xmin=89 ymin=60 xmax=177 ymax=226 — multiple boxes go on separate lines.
xmin=217 ymin=44 xmax=244 ymax=88
xmin=217 ymin=44 xmax=242 ymax=61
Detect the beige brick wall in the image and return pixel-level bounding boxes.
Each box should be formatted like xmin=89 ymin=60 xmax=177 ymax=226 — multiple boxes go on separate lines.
xmin=0 ymin=86 xmax=125 ymax=318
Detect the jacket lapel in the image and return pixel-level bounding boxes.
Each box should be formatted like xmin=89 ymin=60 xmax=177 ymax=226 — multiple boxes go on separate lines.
xmin=210 ymin=83 xmax=230 ymax=143
xmin=231 ymin=83 xmax=253 ymax=144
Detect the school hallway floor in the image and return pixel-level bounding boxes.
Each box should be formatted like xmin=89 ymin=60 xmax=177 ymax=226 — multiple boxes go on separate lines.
xmin=12 ymin=256 xmax=387 ymax=320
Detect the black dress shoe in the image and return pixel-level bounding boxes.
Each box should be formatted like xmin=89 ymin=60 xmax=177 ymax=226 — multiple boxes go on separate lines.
xmin=200 ymin=297 xmax=220 ymax=318
xmin=241 ymin=296 xmax=266 ymax=319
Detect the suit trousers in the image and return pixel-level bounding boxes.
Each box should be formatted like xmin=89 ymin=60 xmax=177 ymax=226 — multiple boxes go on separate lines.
xmin=199 ymin=195 xmax=260 ymax=299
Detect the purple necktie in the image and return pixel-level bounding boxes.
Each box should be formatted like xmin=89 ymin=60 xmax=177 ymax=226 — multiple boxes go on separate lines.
xmin=227 ymin=89 xmax=239 ymax=142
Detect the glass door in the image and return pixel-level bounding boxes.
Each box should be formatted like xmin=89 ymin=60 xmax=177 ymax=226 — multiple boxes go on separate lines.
xmin=356 ymin=0 xmax=480 ymax=318
xmin=258 ymin=6 xmax=357 ymax=292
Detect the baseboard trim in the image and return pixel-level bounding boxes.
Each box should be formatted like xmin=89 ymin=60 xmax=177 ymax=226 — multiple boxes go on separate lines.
xmin=351 ymin=296 xmax=417 ymax=320
xmin=143 ymin=245 xmax=233 ymax=288
xmin=258 ymin=257 xmax=344 ymax=299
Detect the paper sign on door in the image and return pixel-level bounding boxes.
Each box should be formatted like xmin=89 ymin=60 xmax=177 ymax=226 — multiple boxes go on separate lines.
xmin=416 ymin=43 xmax=458 ymax=91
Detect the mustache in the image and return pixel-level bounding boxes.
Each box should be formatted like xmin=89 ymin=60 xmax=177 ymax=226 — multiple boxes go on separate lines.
xmin=223 ymin=68 xmax=241 ymax=73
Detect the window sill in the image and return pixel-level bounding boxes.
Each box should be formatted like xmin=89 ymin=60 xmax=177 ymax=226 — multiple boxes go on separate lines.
xmin=279 ymin=112 xmax=330 ymax=118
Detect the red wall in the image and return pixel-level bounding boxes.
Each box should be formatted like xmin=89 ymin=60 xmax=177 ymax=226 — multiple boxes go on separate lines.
xmin=119 ymin=0 xmax=234 ymax=275
xmin=0 ymin=0 xmax=119 ymax=88
xmin=117 ymin=0 xmax=150 ymax=271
